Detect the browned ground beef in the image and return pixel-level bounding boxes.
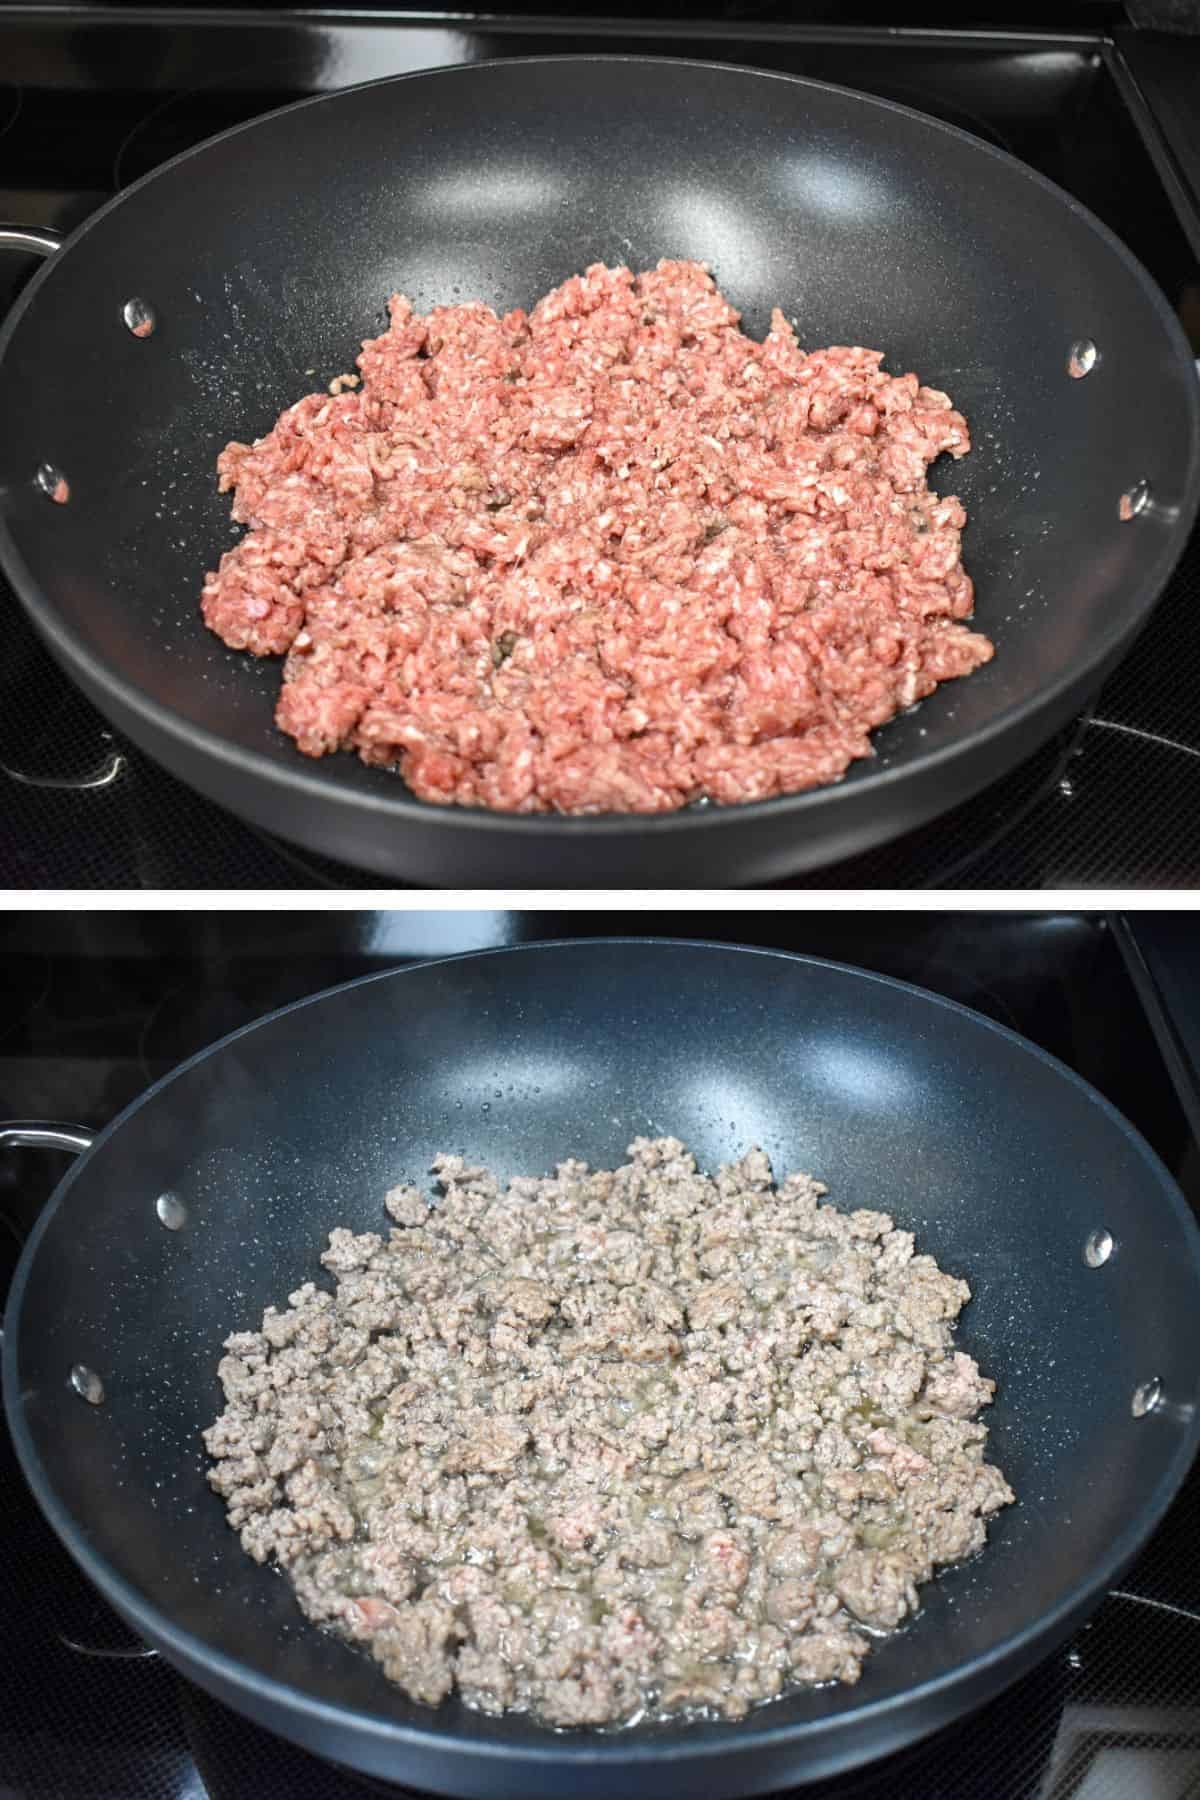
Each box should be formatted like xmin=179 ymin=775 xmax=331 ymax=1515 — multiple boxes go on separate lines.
xmin=204 ymin=1139 xmax=1012 ymax=1727
xmin=201 ymin=260 xmax=991 ymax=813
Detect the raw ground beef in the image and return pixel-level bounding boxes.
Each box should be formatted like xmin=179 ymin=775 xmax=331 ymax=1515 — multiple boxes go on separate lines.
xmin=201 ymin=260 xmax=991 ymax=813
xmin=204 ymin=1138 xmax=1013 ymax=1727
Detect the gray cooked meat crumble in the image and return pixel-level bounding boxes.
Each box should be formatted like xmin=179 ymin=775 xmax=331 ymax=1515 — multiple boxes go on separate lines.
xmin=204 ymin=1137 xmax=1013 ymax=1726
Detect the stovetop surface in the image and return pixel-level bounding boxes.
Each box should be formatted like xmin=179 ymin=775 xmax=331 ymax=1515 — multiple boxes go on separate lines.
xmin=1 ymin=910 xmax=1199 ymax=1798
xmin=1 ymin=12 xmax=1199 ymax=887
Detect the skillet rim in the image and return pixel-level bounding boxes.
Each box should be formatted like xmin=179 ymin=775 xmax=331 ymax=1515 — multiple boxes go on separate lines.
xmin=5 ymin=935 xmax=1200 ymax=1771
xmin=0 ymin=52 xmax=1198 ymax=845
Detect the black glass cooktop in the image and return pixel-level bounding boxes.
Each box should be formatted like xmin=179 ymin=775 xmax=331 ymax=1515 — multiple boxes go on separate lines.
xmin=1 ymin=11 xmax=1199 ymax=887
xmin=1 ymin=910 xmax=1199 ymax=1797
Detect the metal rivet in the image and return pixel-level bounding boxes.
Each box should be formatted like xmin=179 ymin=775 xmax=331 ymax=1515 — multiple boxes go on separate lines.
xmin=155 ymin=1191 xmax=187 ymax=1231
xmin=122 ymin=297 xmax=157 ymax=339
xmin=1084 ymin=1228 xmax=1113 ymax=1267
xmin=35 ymin=462 xmax=69 ymax=504
xmin=1119 ymin=479 xmax=1151 ymax=521
xmin=1132 ymin=1377 xmax=1163 ymax=1418
xmin=1067 ymin=339 xmax=1097 ymax=379
xmin=70 ymin=1364 xmax=105 ymax=1405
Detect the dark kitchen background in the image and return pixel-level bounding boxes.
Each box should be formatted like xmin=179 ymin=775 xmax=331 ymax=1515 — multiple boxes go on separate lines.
xmin=1 ymin=3 xmax=1200 ymax=887
xmin=1 ymin=906 xmax=1199 ymax=1797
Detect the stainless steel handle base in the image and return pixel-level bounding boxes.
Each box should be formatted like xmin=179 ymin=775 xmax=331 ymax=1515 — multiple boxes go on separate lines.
xmin=0 ymin=1122 xmax=93 ymax=1157
xmin=0 ymin=225 xmax=64 ymax=260
xmin=0 ymin=1122 xmax=93 ymax=1333
xmin=0 ymin=225 xmax=64 ymax=331
xmin=0 ymin=1115 xmax=153 ymax=1657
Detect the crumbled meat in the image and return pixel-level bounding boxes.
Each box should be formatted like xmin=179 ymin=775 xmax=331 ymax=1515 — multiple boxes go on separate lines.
xmin=204 ymin=1138 xmax=1012 ymax=1726
xmin=921 ymin=1350 xmax=996 ymax=1418
xmin=787 ymin=1627 xmax=871 ymax=1686
xmin=766 ymin=1578 xmax=817 ymax=1632
xmin=833 ymin=1548 xmax=920 ymax=1630
xmin=202 ymin=261 xmax=990 ymax=814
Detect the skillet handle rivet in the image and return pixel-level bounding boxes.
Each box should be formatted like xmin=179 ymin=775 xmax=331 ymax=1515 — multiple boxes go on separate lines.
xmin=1119 ymin=480 xmax=1151 ymax=521
xmin=1067 ymin=339 xmax=1097 ymax=378
xmin=1083 ymin=1228 xmax=1113 ymax=1267
xmin=1132 ymin=1377 xmax=1163 ymax=1418
xmin=155 ymin=1191 xmax=187 ymax=1230
xmin=35 ymin=462 xmax=69 ymax=504
xmin=70 ymin=1364 xmax=105 ymax=1405
xmin=122 ymin=297 xmax=157 ymax=339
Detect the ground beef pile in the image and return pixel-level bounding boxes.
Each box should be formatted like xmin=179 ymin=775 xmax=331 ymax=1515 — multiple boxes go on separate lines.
xmin=204 ymin=1139 xmax=1012 ymax=1727
xmin=201 ymin=261 xmax=991 ymax=813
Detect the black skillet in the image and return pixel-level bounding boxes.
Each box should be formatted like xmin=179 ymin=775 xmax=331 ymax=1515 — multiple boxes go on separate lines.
xmin=5 ymin=939 xmax=1200 ymax=1793
xmin=0 ymin=57 xmax=1198 ymax=886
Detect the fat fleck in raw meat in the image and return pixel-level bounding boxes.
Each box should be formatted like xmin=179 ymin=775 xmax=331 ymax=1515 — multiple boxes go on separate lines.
xmin=201 ymin=261 xmax=990 ymax=813
xmin=204 ymin=1139 xmax=1013 ymax=1726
